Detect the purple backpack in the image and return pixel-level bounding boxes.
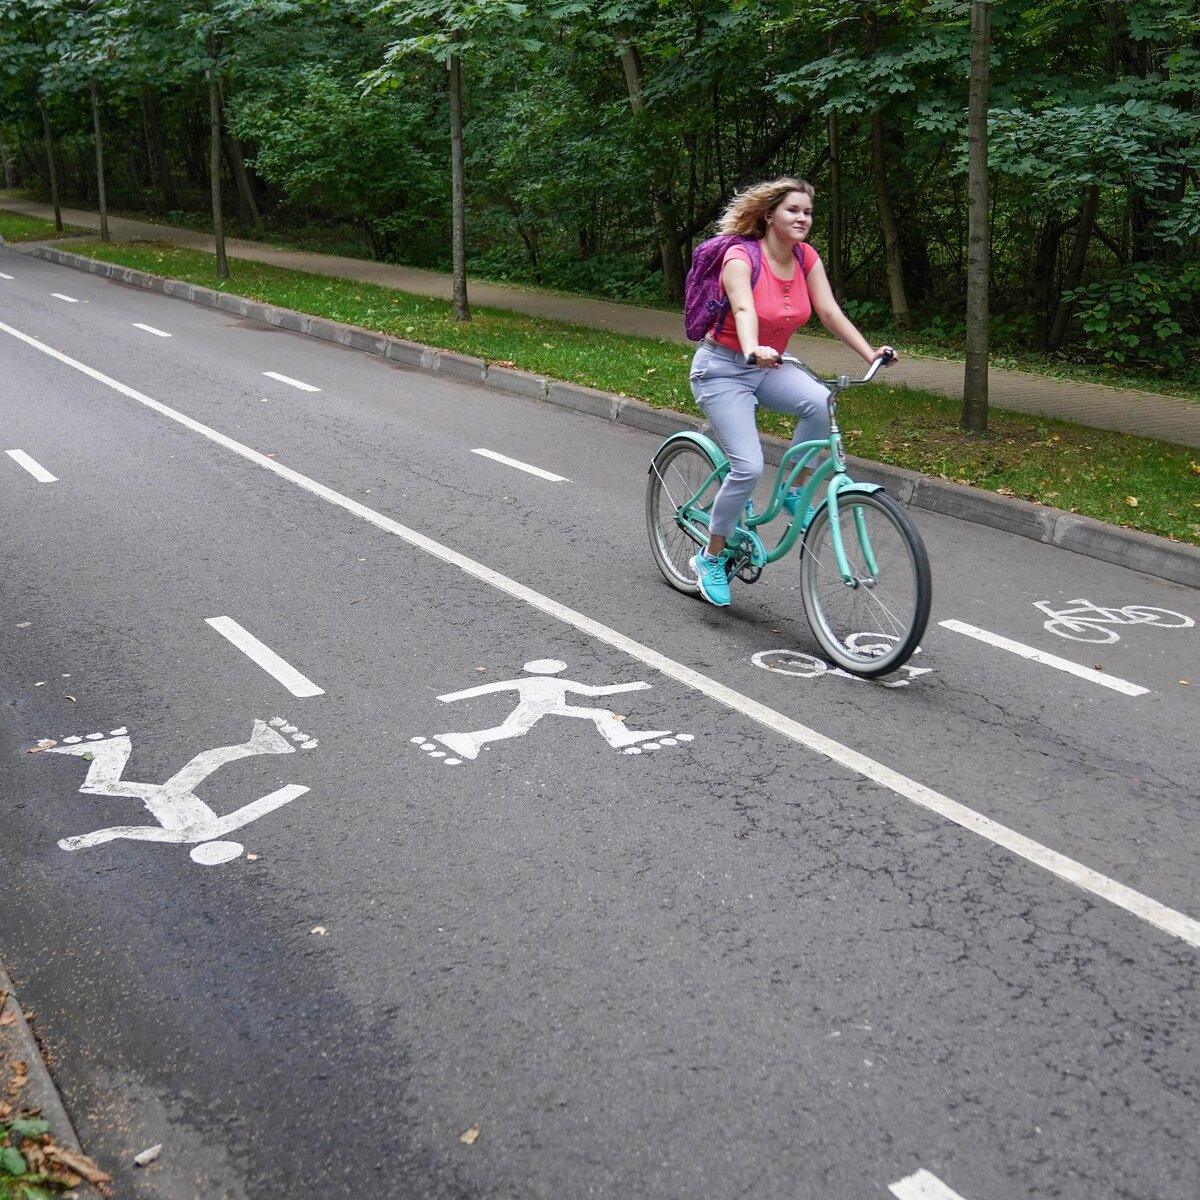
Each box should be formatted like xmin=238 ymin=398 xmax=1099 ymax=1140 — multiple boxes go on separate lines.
xmin=683 ymin=235 xmax=812 ymax=341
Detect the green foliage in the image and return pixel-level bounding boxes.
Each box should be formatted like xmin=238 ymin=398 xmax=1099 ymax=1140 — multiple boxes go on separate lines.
xmin=1064 ymin=260 xmax=1200 ymax=371
xmin=0 ymin=1116 xmax=62 ymax=1200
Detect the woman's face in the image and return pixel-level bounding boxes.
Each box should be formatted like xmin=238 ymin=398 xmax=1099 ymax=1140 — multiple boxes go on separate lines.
xmin=766 ymin=191 xmax=813 ymax=242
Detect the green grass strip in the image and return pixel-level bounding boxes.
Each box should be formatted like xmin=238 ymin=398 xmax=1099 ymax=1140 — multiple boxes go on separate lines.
xmin=0 ymin=210 xmax=86 ymax=243
xmin=53 ymin=240 xmax=1200 ymax=546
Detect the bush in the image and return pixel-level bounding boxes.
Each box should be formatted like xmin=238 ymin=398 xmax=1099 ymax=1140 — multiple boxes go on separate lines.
xmin=1063 ymin=260 xmax=1200 ymax=373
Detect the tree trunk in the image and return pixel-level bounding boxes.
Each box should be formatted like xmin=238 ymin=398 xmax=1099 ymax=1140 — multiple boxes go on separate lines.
xmin=869 ymin=109 xmax=911 ymax=331
xmin=827 ymin=109 xmax=846 ymax=298
xmin=208 ymin=60 xmax=229 ymax=280
xmin=1046 ymin=185 xmax=1100 ymax=352
xmin=223 ymin=134 xmax=262 ymax=234
xmin=618 ymin=38 xmax=685 ymax=302
xmin=38 ymin=95 xmax=62 ymax=232
xmin=143 ymin=89 xmax=178 ymax=210
xmin=961 ymin=0 xmax=991 ymax=434
xmin=0 ymin=133 xmax=16 ymax=189
xmin=448 ymin=43 xmax=469 ymax=321
xmin=90 ymin=81 xmax=110 ymax=243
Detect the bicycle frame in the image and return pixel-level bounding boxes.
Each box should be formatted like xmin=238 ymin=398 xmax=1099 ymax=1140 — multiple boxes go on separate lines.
xmin=667 ymin=394 xmax=882 ymax=583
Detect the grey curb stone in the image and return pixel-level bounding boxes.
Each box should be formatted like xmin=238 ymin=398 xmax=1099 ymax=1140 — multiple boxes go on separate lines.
xmin=485 ymin=365 xmax=548 ymax=400
xmin=343 ymin=327 xmax=386 ymax=354
xmin=913 ymin=475 xmax=1057 ymax=542
xmin=1052 ymin=514 xmax=1200 ymax=589
xmin=215 ymin=291 xmax=251 ymax=316
xmin=384 ymin=338 xmax=436 ymax=368
xmin=435 ymin=351 xmax=487 ymax=384
xmin=307 ymin=316 xmax=342 ymax=343
xmin=546 ymin=381 xmax=620 ymax=422
xmin=618 ymin=398 xmax=704 ymax=440
xmin=0 ymin=961 xmax=102 ymax=1197
xmin=26 ymin=243 xmax=1200 ymax=590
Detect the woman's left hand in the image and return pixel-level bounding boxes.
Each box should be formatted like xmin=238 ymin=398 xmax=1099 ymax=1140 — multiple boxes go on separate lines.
xmin=873 ymin=345 xmax=898 ymax=365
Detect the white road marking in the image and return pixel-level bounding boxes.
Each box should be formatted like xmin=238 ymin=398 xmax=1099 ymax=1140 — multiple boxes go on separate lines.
xmin=471 ymin=448 xmax=568 ymax=482
xmin=50 ymin=293 xmax=79 ymax=303
xmin=3 ymin=317 xmax=1197 ymax=950
xmin=0 ymin=272 xmax=14 ymax=280
xmin=263 ymin=371 xmax=320 ymax=392
xmin=204 ymin=616 xmax=325 ymax=698
xmin=133 ymin=323 xmax=172 ymax=338
xmin=6 ymin=448 xmax=57 ymax=483
xmin=939 ymin=619 xmax=1149 ymax=697
xmin=889 ymin=1169 xmax=970 ymax=1200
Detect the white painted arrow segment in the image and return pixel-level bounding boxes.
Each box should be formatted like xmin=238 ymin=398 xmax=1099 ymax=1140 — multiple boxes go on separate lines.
xmin=3 ymin=316 xmax=1198 ymax=950
xmin=133 ymin=323 xmax=172 ymax=338
xmin=205 ymin=617 xmax=325 ymax=698
xmin=6 ymin=449 xmax=57 ymax=482
xmin=50 ymin=293 xmax=79 ymax=303
xmin=889 ymin=1169 xmax=971 ymax=1200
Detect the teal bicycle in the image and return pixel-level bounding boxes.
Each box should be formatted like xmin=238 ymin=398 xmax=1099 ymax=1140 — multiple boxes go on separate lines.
xmin=646 ymin=352 xmax=931 ymax=678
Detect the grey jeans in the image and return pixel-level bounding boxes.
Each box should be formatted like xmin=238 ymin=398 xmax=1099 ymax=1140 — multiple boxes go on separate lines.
xmin=688 ymin=340 xmax=832 ymax=538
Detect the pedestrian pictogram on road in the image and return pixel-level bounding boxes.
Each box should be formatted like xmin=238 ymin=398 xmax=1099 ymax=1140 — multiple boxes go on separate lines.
xmin=412 ymin=659 xmax=692 ymax=764
xmin=44 ymin=717 xmax=316 ymax=865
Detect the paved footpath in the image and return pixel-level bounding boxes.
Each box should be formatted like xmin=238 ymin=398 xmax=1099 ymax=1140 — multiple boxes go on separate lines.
xmin=4 ymin=198 xmax=1199 ymax=449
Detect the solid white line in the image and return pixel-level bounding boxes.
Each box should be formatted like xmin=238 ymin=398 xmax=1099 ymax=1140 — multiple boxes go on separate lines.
xmin=263 ymin=371 xmax=320 ymax=392
xmin=51 ymin=293 xmax=79 ymax=303
xmin=133 ymin=323 xmax=172 ymax=338
xmin=6 ymin=449 xmax=58 ymax=483
xmin=204 ymin=616 xmax=325 ymax=698
xmin=3 ymin=316 xmax=1197 ymax=950
xmin=889 ymin=1169 xmax=970 ymax=1200
xmin=939 ymin=619 xmax=1149 ymax=697
xmin=0 ymin=272 xmax=13 ymax=280
xmin=472 ymin=447 xmax=569 ymax=482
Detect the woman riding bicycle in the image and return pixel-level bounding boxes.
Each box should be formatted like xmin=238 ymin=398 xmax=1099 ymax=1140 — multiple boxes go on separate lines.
xmin=689 ymin=177 xmax=897 ymax=608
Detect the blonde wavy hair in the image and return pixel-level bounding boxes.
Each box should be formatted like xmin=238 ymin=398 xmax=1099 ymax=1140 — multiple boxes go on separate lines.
xmin=718 ymin=177 xmax=815 ymax=238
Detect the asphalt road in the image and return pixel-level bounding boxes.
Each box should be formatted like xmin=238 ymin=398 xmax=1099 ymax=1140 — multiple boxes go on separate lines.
xmin=1 ymin=248 xmax=1197 ymax=1200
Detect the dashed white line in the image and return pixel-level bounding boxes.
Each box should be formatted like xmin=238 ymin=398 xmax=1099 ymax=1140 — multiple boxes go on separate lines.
xmin=263 ymin=371 xmax=320 ymax=392
xmin=939 ymin=619 xmax=1149 ymax=697
xmin=472 ymin=448 xmax=568 ymax=482
xmin=889 ymin=1169 xmax=970 ymax=1200
xmin=50 ymin=293 xmax=80 ymax=303
xmin=6 ymin=449 xmax=57 ymax=483
xmin=204 ymin=617 xmax=325 ymax=697
xmin=133 ymin=323 xmax=172 ymax=338
xmin=3 ymin=317 xmax=1198 ymax=950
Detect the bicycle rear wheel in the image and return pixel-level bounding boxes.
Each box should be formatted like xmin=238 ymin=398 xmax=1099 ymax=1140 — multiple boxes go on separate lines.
xmin=646 ymin=440 xmax=725 ymax=593
xmin=799 ymin=491 xmax=931 ymax=677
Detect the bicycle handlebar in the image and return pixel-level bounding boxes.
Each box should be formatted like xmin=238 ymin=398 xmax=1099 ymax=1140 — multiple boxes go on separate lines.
xmin=768 ymin=347 xmax=896 ymax=387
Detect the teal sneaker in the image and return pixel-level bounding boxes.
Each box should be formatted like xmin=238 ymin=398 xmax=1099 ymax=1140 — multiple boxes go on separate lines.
xmin=690 ymin=551 xmax=731 ymax=607
xmin=783 ymin=490 xmax=816 ymax=529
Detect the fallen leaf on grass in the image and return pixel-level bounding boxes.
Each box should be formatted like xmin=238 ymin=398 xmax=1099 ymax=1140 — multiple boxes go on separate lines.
xmin=1125 ymin=496 xmax=1139 ymax=507
xmin=133 ymin=1143 xmax=162 ymax=1167
xmin=459 ymin=1126 xmax=480 ymax=1145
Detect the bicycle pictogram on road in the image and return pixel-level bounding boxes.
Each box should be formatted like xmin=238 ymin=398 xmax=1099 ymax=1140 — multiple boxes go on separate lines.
xmin=1034 ymin=598 xmax=1193 ymax=644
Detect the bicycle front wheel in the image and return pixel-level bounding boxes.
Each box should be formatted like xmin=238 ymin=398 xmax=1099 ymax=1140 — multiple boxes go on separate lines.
xmin=646 ymin=440 xmax=724 ymax=593
xmin=800 ymin=491 xmax=931 ymax=677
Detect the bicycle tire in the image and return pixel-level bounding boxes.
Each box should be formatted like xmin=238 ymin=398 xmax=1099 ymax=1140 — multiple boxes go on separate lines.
xmin=799 ymin=491 xmax=931 ymax=677
xmin=1041 ymin=618 xmax=1118 ymax=644
xmin=646 ymin=440 xmax=725 ymax=594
